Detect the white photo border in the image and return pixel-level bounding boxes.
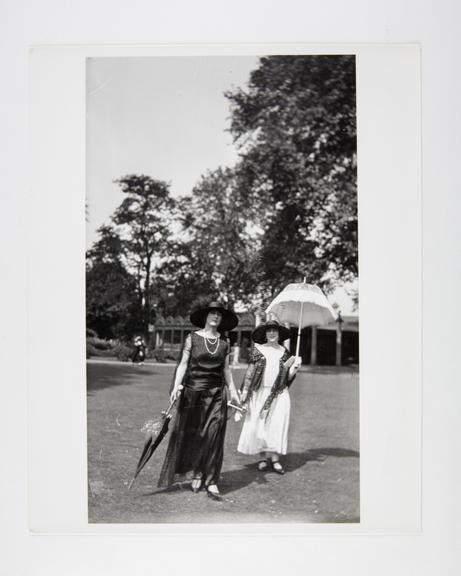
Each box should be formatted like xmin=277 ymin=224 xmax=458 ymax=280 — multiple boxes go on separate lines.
xmin=27 ymin=43 xmax=421 ymax=535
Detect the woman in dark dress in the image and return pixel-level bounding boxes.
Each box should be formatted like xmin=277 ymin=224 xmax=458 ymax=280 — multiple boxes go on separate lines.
xmin=157 ymin=302 xmax=240 ymax=500
xmin=131 ymin=336 xmax=146 ymax=364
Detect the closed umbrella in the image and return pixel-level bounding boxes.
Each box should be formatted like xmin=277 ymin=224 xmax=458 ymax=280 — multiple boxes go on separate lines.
xmin=128 ymin=398 xmax=176 ymax=490
xmin=266 ymin=279 xmax=336 ymax=358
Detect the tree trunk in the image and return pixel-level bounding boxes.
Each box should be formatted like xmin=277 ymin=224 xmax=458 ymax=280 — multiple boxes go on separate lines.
xmin=143 ymin=255 xmax=152 ymax=341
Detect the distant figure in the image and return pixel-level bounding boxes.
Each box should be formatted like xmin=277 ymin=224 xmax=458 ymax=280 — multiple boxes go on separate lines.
xmin=132 ymin=336 xmax=146 ymax=365
xmin=237 ymin=320 xmax=301 ymax=474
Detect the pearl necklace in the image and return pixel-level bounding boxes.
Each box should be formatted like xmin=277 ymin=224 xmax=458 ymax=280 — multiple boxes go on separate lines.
xmin=203 ymin=334 xmax=220 ymax=355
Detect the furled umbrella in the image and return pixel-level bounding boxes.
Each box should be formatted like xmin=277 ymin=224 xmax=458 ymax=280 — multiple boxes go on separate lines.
xmin=128 ymin=397 xmax=177 ymax=490
xmin=266 ymin=278 xmax=336 ymax=358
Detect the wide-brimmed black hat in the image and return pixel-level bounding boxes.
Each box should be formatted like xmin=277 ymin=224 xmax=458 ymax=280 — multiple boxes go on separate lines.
xmin=189 ymin=301 xmax=239 ymax=332
xmin=252 ymin=320 xmax=291 ymax=344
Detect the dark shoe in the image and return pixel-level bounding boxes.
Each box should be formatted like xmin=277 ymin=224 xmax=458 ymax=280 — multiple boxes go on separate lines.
xmin=257 ymin=460 xmax=269 ymax=472
xmin=206 ymin=486 xmax=222 ymax=501
xmin=272 ymin=461 xmax=285 ymax=475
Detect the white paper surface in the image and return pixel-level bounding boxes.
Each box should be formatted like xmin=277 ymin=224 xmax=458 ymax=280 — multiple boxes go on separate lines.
xmin=2 ymin=0 xmax=460 ymax=574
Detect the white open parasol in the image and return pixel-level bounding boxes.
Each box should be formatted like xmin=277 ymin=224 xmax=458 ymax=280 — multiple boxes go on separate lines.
xmin=266 ymin=279 xmax=336 ymax=357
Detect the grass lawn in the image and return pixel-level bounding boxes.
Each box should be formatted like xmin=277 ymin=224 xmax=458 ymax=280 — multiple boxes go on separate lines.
xmin=87 ymin=361 xmax=359 ymax=523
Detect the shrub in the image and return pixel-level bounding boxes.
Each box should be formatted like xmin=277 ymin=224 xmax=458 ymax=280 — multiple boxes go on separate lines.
xmin=146 ymin=348 xmax=162 ymax=362
xmin=153 ymin=348 xmax=175 ymax=363
xmin=113 ymin=342 xmax=133 ymax=362
xmin=87 ymin=336 xmax=114 ymax=351
xmin=86 ymin=342 xmax=114 ymax=358
xmin=86 ymin=341 xmax=99 ymax=358
xmin=165 ymin=350 xmax=181 ymax=362
xmin=144 ymin=348 xmax=179 ymax=363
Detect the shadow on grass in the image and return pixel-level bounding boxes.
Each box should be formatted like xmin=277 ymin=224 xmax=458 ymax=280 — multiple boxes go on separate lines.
xmin=220 ymin=448 xmax=359 ymax=495
xmin=141 ymin=447 xmax=359 ymax=498
xmin=284 ymin=447 xmax=359 ymax=470
xmin=86 ymin=363 xmax=175 ymax=393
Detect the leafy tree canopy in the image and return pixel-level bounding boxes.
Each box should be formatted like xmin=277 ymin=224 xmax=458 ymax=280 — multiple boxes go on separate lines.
xmin=226 ymin=55 xmax=358 ymax=295
xmin=153 ymin=167 xmax=262 ymax=315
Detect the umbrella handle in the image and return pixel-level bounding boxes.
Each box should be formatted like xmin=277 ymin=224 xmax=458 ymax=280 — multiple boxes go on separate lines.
xmin=228 ymin=401 xmax=246 ymax=413
xmin=162 ymin=397 xmax=177 ymax=418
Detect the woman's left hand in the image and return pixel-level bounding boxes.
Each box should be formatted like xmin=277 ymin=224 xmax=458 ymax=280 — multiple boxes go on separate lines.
xmin=292 ymin=356 xmax=302 ymax=370
xmin=229 ymin=389 xmax=241 ymax=406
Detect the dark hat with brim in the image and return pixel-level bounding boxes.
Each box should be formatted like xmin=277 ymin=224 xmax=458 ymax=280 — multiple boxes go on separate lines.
xmin=189 ymin=301 xmax=239 ymax=332
xmin=252 ymin=320 xmax=291 ymax=344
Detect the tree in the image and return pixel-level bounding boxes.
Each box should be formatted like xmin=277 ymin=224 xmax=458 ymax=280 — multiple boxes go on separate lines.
xmin=86 ymin=224 xmax=124 ymax=265
xmin=155 ymin=167 xmax=262 ymax=315
xmin=151 ymin=240 xmax=217 ymax=317
xmin=86 ymin=225 xmax=141 ymax=338
xmin=112 ymin=175 xmax=175 ymax=333
xmin=86 ymin=261 xmax=142 ymax=339
xmin=226 ymin=55 xmax=358 ymax=296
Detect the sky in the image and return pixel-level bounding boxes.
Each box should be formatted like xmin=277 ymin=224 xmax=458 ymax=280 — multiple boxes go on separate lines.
xmin=86 ymin=55 xmax=259 ymax=247
xmin=86 ymin=56 xmax=356 ymax=314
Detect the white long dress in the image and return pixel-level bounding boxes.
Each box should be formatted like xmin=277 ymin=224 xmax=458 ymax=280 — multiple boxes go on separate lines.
xmin=237 ymin=344 xmax=291 ymax=455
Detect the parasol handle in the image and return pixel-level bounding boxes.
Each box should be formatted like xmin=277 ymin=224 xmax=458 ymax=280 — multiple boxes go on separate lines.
xmin=295 ymin=300 xmax=304 ymax=358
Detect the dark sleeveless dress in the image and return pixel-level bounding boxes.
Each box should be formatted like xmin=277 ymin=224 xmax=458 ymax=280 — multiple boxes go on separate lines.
xmin=157 ymin=332 xmax=229 ymax=488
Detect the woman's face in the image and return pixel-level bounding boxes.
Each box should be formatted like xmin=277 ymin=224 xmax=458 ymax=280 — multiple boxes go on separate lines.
xmin=266 ymin=328 xmax=280 ymax=344
xmin=206 ymin=310 xmax=222 ymax=328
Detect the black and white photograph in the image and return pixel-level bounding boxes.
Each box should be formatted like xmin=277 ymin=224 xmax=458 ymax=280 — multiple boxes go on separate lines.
xmin=85 ymin=54 xmax=359 ymax=523
xmin=6 ymin=0 xmax=461 ymax=573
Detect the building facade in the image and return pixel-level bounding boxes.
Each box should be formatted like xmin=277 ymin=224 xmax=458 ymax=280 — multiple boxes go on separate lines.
xmin=153 ymin=312 xmax=359 ymax=366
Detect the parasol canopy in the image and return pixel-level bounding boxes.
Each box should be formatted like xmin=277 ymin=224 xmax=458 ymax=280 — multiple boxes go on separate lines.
xmin=266 ymin=280 xmax=336 ymax=357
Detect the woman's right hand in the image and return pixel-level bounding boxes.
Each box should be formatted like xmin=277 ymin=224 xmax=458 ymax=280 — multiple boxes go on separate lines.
xmin=170 ymin=385 xmax=183 ymax=403
xmin=233 ymin=410 xmax=243 ymax=423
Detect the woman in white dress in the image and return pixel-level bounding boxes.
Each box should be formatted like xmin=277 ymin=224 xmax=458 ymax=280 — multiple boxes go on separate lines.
xmin=237 ymin=320 xmax=301 ymax=474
